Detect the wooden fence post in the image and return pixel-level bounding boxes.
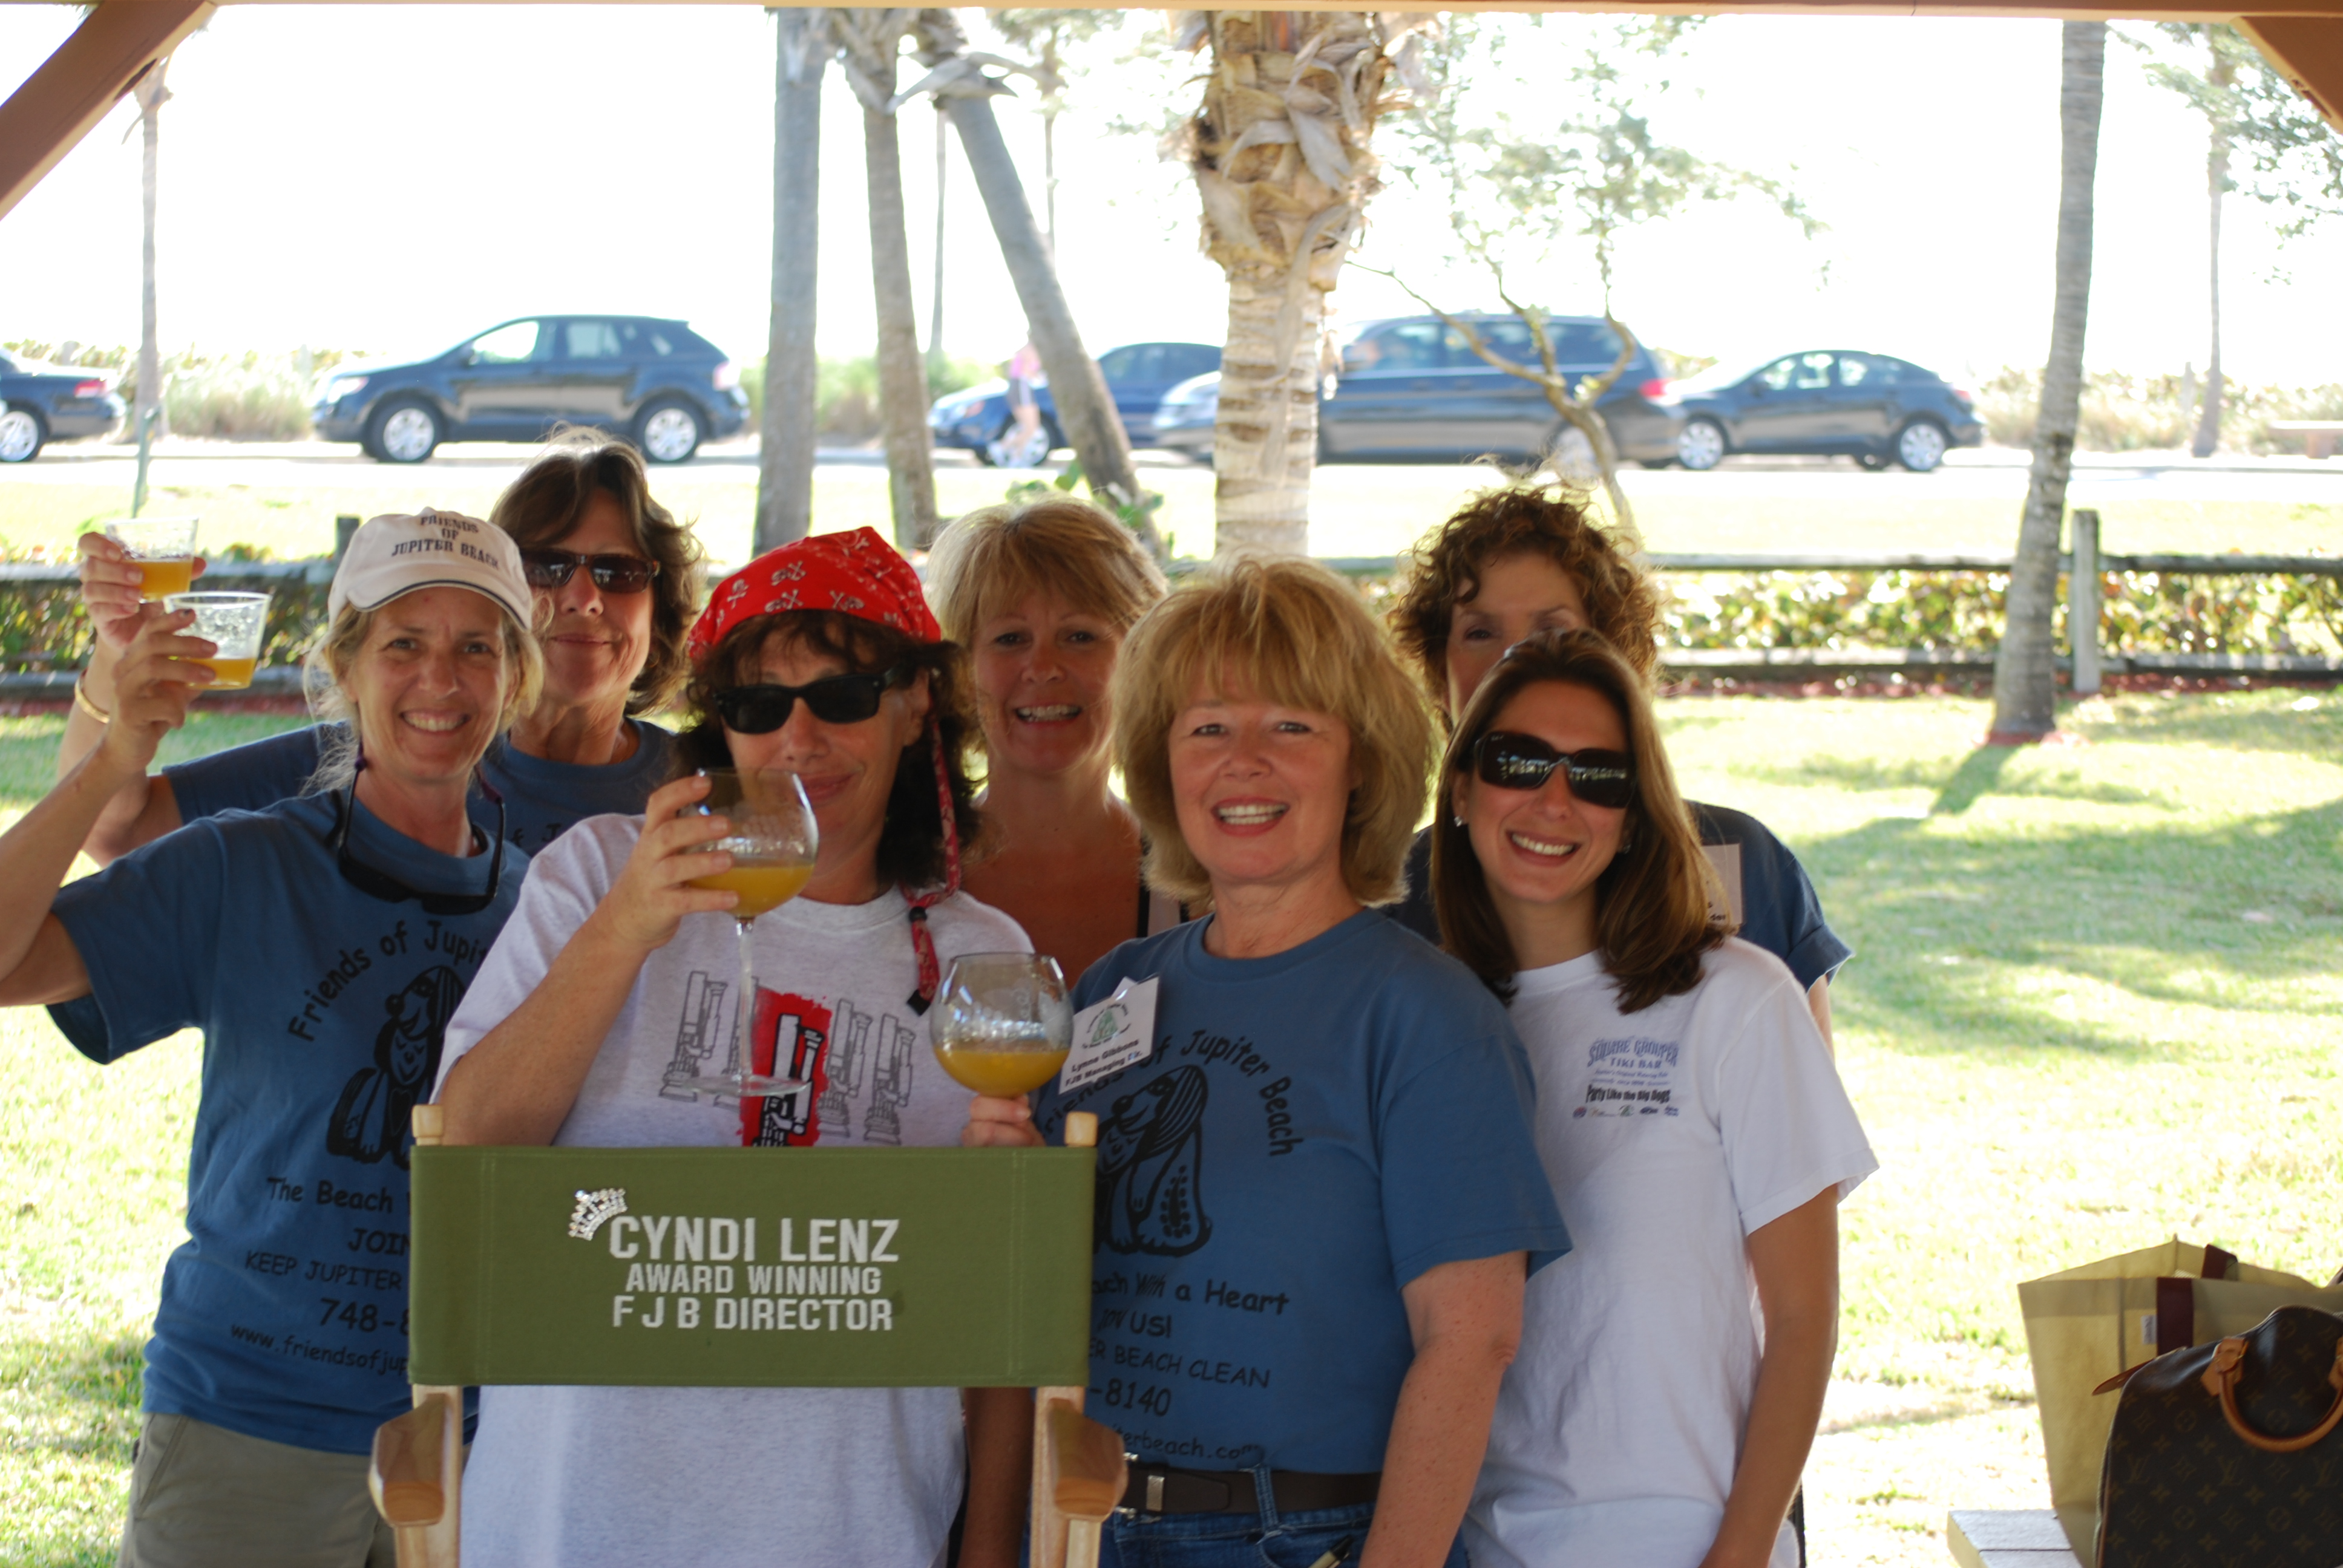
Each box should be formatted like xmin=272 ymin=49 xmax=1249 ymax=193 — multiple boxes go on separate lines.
xmin=2069 ymin=509 xmax=2102 ymax=696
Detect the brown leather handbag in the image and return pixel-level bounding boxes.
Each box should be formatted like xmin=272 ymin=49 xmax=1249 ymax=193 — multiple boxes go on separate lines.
xmin=2096 ymin=1304 xmax=2343 ymax=1567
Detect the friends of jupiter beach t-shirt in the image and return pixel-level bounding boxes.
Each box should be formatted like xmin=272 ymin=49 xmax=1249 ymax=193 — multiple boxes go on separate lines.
xmin=1034 ymin=911 xmax=1571 ymax=1475
xmin=45 ymin=793 xmax=523 ymax=1454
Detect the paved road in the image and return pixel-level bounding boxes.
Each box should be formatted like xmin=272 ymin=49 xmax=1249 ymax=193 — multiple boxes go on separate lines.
xmin=8 ymin=437 xmax=2343 ymax=505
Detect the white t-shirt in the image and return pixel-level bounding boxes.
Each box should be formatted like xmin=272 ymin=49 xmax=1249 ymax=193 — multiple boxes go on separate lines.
xmin=434 ymin=813 xmax=1031 ymax=1568
xmin=1466 ymin=938 xmax=1877 ymax=1568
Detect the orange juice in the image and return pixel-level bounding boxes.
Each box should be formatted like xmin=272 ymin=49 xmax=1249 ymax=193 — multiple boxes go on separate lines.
xmin=690 ymin=861 xmax=814 ymax=918
xmin=139 ymin=558 xmax=195 ymax=598
xmin=932 ymin=1045 xmax=1070 ymax=1097
xmin=194 ymin=656 xmax=257 ymax=690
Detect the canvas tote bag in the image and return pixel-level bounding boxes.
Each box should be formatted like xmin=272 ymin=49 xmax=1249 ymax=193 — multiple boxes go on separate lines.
xmin=2017 ymin=1238 xmax=2343 ymax=1558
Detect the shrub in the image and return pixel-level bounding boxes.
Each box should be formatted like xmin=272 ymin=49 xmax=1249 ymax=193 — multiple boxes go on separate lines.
xmin=1976 ymin=364 xmax=2343 ymax=454
xmin=738 ymin=353 xmax=1011 ymax=437
xmin=2 ymin=342 xmax=359 ymax=440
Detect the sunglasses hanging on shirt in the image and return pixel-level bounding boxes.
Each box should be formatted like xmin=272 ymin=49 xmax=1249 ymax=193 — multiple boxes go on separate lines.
xmin=715 ymin=666 xmax=909 ymax=733
xmin=330 ymin=768 xmax=507 ymax=915
xmin=1470 ymin=731 xmax=1637 ymax=809
xmin=519 ymin=547 xmax=662 ymax=595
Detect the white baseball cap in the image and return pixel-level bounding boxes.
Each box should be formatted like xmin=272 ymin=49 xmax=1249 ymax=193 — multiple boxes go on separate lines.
xmin=328 ymin=509 xmax=534 ymax=629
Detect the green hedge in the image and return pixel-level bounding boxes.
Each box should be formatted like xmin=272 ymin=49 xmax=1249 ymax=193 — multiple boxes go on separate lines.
xmin=5 ymin=560 xmax=2337 ymax=676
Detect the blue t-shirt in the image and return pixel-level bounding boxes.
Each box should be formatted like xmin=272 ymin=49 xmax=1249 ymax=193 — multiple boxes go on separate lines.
xmin=47 ymin=794 xmax=527 ymax=1454
xmin=1386 ymin=801 xmax=1853 ymax=991
xmin=1034 ymin=912 xmax=1571 ymax=1474
xmin=165 ymin=719 xmax=678 ymax=854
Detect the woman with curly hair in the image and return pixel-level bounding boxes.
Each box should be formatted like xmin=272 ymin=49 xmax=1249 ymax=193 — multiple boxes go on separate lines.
xmin=1434 ymin=629 xmax=1873 ymax=1568
xmin=1386 ymin=485 xmax=1850 ymax=1047
xmin=62 ymin=427 xmax=701 ymax=858
xmin=434 ymin=528 xmax=1031 ymax=1567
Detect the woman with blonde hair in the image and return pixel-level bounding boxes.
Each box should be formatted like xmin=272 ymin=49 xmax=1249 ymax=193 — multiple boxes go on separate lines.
xmin=1433 ymin=629 xmax=1874 ymax=1568
xmin=62 ymin=427 xmax=701 ymax=860
xmin=0 ymin=512 xmax=540 ymax=1564
xmin=926 ymin=495 xmax=1170 ymax=981
xmin=966 ymin=556 xmax=1569 ymax=1568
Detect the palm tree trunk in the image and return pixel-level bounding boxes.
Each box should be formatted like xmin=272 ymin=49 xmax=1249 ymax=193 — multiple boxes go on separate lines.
xmin=1187 ymin=11 xmax=1398 ymax=557
xmin=863 ymin=96 xmax=940 ymax=549
xmin=133 ymin=57 xmax=172 ymax=440
xmin=2189 ymin=48 xmax=2232 ymax=460
xmin=928 ymin=106 xmax=947 ymax=386
xmin=756 ymin=10 xmax=826 ymax=553
xmin=1991 ymin=21 xmax=2105 ymax=742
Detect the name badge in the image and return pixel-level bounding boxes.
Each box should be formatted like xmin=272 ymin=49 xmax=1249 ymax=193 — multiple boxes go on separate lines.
xmin=1061 ymin=976 xmax=1159 ymax=1095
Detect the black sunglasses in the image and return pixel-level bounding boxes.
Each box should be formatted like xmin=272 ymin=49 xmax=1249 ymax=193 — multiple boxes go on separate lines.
xmin=1471 ymin=731 xmax=1637 ymax=809
xmin=330 ymin=775 xmax=507 ymax=915
xmin=716 ymin=666 xmax=908 ymax=733
xmin=520 ymin=547 xmax=661 ymax=595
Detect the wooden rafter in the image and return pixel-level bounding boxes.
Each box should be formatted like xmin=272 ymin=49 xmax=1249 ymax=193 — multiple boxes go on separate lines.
xmin=0 ymin=0 xmax=214 ymax=222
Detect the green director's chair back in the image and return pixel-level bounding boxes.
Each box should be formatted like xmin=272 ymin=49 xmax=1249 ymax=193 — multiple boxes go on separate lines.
xmin=370 ymin=1105 xmax=1121 ymax=1568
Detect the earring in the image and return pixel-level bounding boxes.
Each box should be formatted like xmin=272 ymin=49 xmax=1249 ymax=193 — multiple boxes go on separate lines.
xmin=1617 ymin=826 xmax=1635 ymax=853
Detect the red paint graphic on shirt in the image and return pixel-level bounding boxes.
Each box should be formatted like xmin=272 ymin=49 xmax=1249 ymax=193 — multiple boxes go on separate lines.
xmin=739 ymin=988 xmax=831 ymax=1147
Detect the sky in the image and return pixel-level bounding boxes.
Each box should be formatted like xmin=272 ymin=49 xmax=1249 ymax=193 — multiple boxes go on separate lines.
xmin=2 ymin=5 xmax=2339 ymax=388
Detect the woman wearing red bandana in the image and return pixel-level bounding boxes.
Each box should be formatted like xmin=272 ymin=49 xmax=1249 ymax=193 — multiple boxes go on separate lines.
xmin=434 ymin=528 xmax=1032 ymax=1568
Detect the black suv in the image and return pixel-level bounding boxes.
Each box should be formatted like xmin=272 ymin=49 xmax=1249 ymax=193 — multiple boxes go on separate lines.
xmin=313 ymin=316 xmax=750 ymax=463
xmin=1 ymin=348 xmax=125 ymax=462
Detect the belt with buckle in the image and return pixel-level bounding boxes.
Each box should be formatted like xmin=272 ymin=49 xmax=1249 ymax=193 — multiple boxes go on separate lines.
xmin=1119 ymin=1463 xmax=1380 ymax=1517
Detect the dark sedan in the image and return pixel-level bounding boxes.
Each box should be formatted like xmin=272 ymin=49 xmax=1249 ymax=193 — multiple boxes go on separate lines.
xmin=1656 ymin=350 xmax=1983 ymax=472
xmin=0 ymin=349 xmax=125 ymax=462
xmin=1156 ymin=314 xmax=1679 ymax=469
xmin=313 ymin=315 xmax=750 ymax=464
xmin=928 ymin=341 xmax=1222 ymax=465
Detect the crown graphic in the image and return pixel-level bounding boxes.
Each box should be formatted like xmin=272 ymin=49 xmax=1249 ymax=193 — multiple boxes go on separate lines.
xmin=568 ymin=1187 xmax=628 ymax=1240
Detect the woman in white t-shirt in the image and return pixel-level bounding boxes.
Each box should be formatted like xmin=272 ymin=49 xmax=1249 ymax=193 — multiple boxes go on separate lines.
xmin=434 ymin=527 xmax=1031 ymax=1568
xmin=1430 ymin=628 xmax=1877 ymax=1568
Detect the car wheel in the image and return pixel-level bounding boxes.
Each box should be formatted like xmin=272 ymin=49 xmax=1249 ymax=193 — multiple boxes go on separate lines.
xmin=1895 ymin=419 xmax=1948 ymax=472
xmin=635 ymin=399 xmax=704 ymax=463
xmin=369 ymin=400 xmax=442 ymax=463
xmin=1677 ymin=418 xmax=1726 ymax=471
xmin=0 ymin=406 xmax=46 ymax=463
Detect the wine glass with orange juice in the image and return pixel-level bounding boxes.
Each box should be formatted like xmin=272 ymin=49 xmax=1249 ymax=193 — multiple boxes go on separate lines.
xmin=680 ymin=767 xmax=820 ymax=1097
xmin=932 ymin=953 xmax=1073 ymax=1099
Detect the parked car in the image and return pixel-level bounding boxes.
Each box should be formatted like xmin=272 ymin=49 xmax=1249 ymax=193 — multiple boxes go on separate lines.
xmin=1656 ymin=350 xmax=1983 ymax=472
xmin=927 ymin=341 xmax=1222 ymax=464
xmin=312 ymin=315 xmax=749 ymax=464
xmin=0 ymin=349 xmax=125 ymax=462
xmin=1153 ymin=313 xmax=1680 ymax=469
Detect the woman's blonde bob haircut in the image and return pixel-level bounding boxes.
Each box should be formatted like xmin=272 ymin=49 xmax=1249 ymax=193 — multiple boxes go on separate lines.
xmin=1112 ymin=555 xmax=1432 ymax=909
xmin=926 ymin=495 xmax=1168 ymax=642
xmin=301 ymin=592 xmax=546 ymax=794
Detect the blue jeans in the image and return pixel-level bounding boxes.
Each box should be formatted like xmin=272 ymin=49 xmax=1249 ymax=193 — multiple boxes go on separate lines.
xmin=1095 ymin=1493 xmax=1468 ymax=1568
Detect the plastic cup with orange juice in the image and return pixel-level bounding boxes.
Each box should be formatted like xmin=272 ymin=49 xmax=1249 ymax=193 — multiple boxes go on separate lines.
xmin=163 ymin=591 xmax=270 ymax=690
xmin=103 ymin=517 xmax=200 ymax=599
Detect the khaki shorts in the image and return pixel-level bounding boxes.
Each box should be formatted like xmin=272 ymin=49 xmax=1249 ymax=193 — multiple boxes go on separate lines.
xmin=117 ymin=1412 xmax=396 ymax=1568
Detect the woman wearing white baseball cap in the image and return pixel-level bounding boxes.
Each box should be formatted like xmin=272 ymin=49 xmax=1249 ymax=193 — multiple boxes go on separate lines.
xmin=0 ymin=511 xmax=542 ymax=1566
xmin=61 ymin=429 xmax=701 ymax=863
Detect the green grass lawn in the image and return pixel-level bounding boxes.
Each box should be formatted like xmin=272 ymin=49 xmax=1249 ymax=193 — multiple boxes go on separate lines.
xmin=1 ymin=692 xmax=2338 ymax=1564
xmin=4 ymin=463 xmax=2338 ymax=568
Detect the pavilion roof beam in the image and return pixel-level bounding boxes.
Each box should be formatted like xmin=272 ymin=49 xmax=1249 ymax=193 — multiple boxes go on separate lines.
xmin=2236 ymin=15 xmax=2343 ymax=126
xmin=0 ymin=0 xmax=214 ymax=224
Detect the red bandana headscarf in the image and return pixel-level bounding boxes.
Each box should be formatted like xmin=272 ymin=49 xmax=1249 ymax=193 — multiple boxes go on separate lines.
xmin=688 ymin=528 xmax=960 ymax=1016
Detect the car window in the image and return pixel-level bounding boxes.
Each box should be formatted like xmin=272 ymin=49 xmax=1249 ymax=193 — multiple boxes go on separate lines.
xmin=1549 ymin=320 xmax=1628 ymax=365
xmin=470 ymin=321 xmax=545 ymax=365
xmin=1836 ymin=353 xmax=1873 ymax=387
xmin=1175 ymin=345 xmax=1222 ymax=379
xmin=1791 ymin=351 xmax=1834 ymax=390
xmin=1758 ymin=356 xmax=1801 ymax=391
xmin=1096 ymin=346 xmax=1137 ymax=382
xmin=565 ymin=320 xmax=626 ymax=360
xmin=1352 ymin=322 xmax=1450 ymax=373
xmin=1470 ymin=319 xmax=1536 ymax=365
